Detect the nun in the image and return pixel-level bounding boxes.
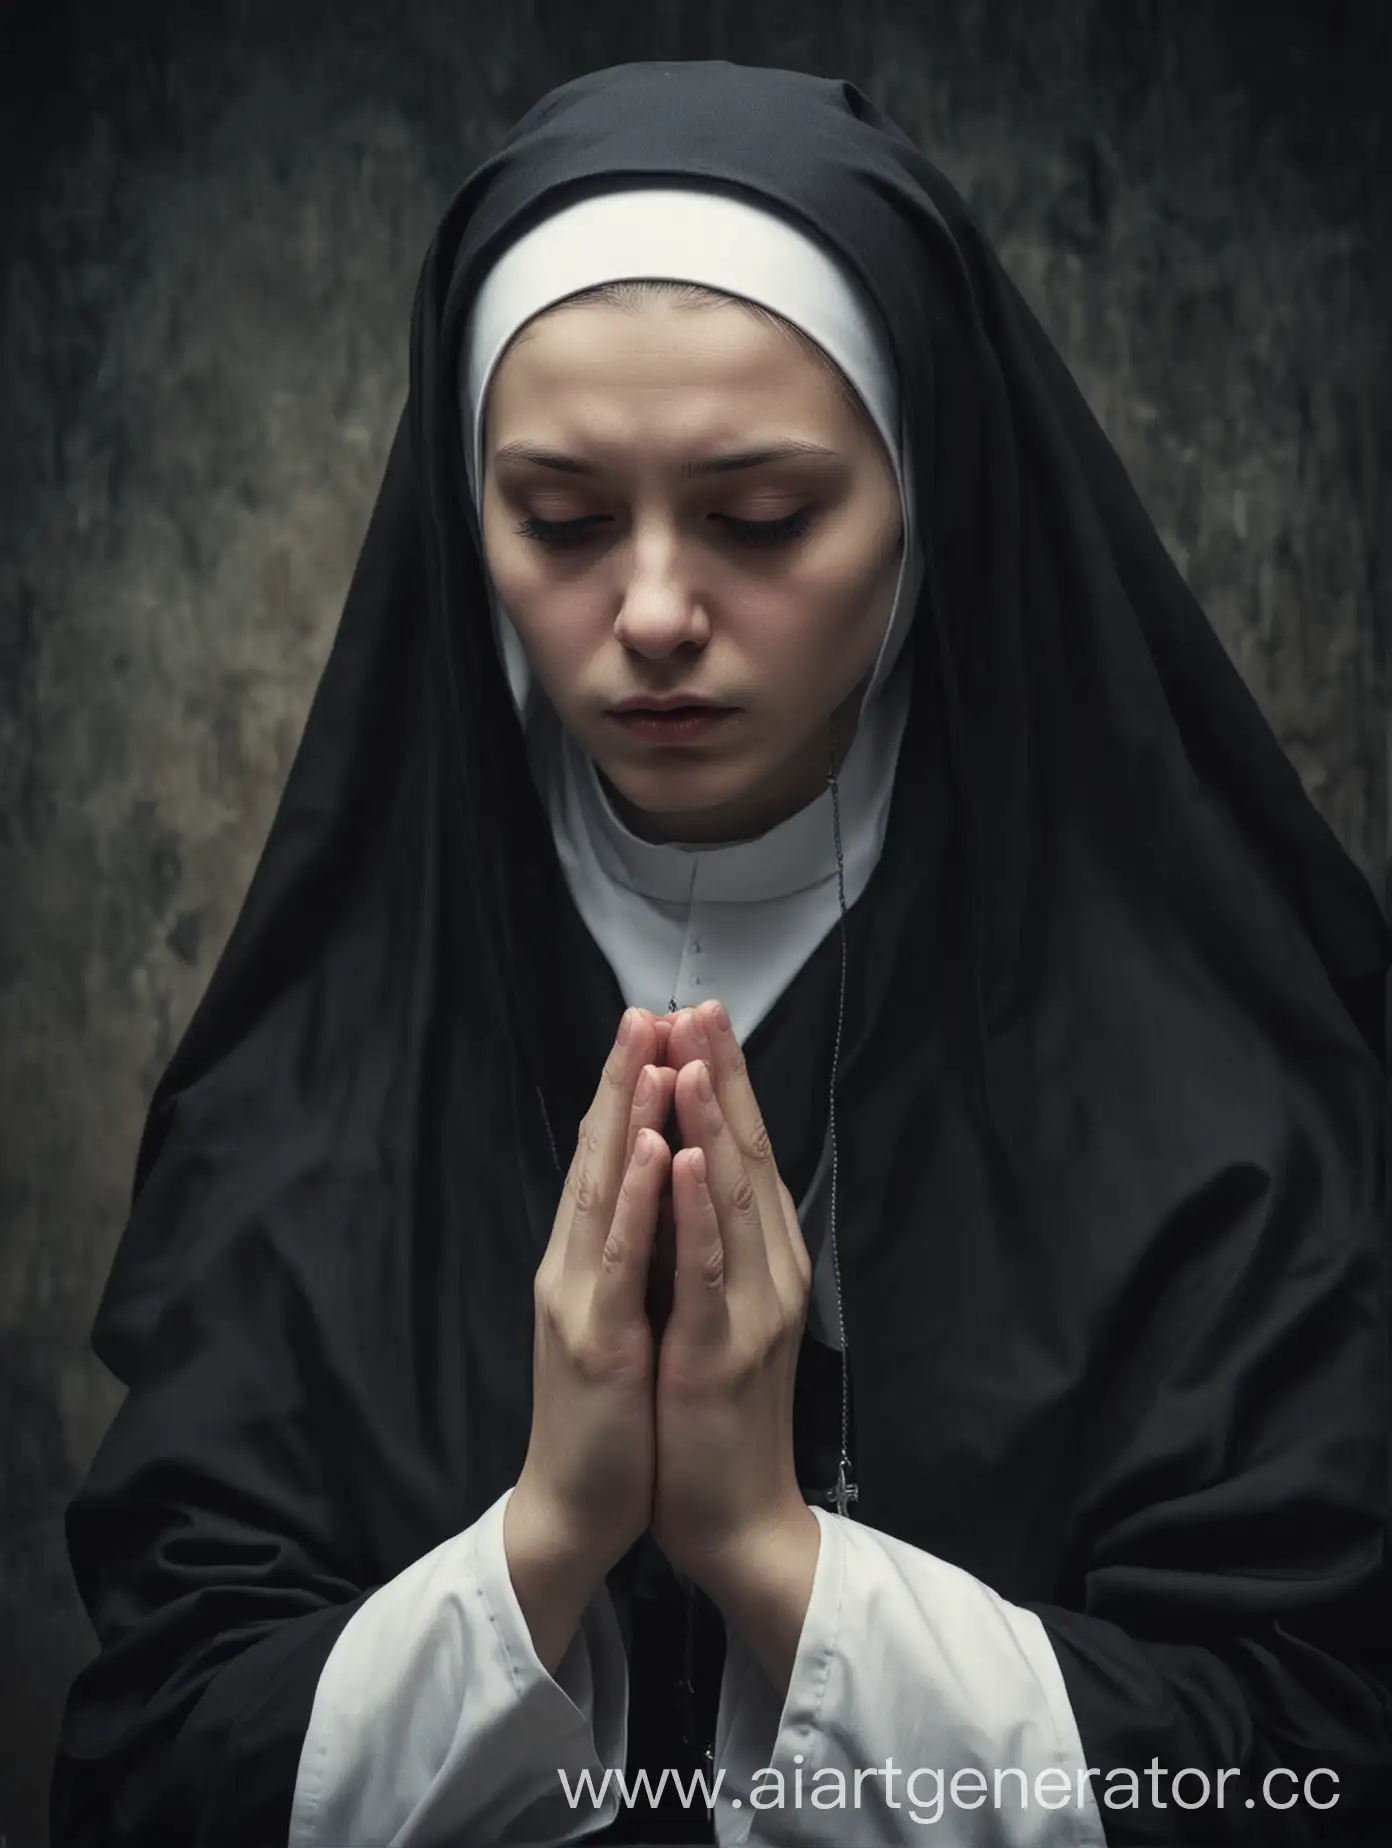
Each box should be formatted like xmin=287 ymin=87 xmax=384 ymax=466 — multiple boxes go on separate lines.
xmin=51 ymin=59 xmax=1391 ymax=1848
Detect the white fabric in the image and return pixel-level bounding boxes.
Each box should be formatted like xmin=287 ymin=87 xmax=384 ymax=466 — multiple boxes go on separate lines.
xmin=458 ymin=185 xmax=925 ymax=719
xmin=715 ymin=1508 xmax=1106 ymax=1848
xmin=287 ymin=1490 xmax=626 ymax=1847
xmin=536 ymin=650 xmax=912 ymax=1041
xmin=289 ymin=1493 xmax=1106 ymax=1847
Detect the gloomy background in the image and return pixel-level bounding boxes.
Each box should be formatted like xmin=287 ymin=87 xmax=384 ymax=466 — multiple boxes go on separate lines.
xmin=1 ymin=0 xmax=1388 ymax=1841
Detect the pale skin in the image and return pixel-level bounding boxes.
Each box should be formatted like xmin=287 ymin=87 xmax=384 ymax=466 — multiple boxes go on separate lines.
xmin=494 ymin=295 xmax=900 ymax=1696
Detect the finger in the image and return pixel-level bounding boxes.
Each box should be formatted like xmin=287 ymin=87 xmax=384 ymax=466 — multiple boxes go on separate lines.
xmin=685 ymin=1002 xmax=801 ymax=1291
xmin=592 ymin=1126 xmax=670 ymax=1332
xmin=691 ymin=1001 xmax=774 ymax=1174
xmin=627 ymin=1062 xmax=676 ymax=1168
xmin=652 ymin=1014 xmax=674 ymax=1069
xmin=666 ymin=1006 xmax=704 ymax=1073
xmin=668 ymin=1143 xmax=727 ymax=1345
xmin=777 ymin=1172 xmax=813 ymax=1295
xmin=564 ymin=1007 xmax=658 ymax=1270
xmin=673 ymin=1056 xmax=770 ymax=1299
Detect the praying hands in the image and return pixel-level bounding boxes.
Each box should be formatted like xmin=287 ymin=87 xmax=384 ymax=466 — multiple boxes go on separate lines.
xmin=505 ymin=1002 xmax=823 ymax=1694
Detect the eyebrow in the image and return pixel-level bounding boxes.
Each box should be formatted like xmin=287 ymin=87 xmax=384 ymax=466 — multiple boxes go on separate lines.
xmin=492 ymin=438 xmax=842 ymax=478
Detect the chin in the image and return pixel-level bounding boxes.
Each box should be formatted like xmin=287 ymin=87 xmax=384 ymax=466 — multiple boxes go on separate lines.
xmin=602 ymin=759 xmax=760 ymax=823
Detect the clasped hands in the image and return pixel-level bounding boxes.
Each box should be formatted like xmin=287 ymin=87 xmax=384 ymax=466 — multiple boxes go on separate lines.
xmin=515 ymin=1001 xmax=820 ymax=1613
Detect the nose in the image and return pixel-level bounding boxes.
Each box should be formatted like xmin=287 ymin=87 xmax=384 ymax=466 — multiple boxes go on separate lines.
xmin=612 ymin=535 xmax=711 ymax=659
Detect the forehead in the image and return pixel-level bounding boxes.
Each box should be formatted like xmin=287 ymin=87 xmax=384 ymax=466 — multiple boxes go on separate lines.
xmin=487 ymin=297 xmax=841 ymax=425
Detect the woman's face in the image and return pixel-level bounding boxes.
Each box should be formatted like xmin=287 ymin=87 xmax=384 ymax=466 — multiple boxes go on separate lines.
xmin=481 ymin=295 xmax=904 ymax=842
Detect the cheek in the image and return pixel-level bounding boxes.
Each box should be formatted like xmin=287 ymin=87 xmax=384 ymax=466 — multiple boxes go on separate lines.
xmin=817 ymin=540 xmax=901 ymax=668
xmin=488 ymin=571 xmax=601 ymax=690
xmin=749 ymin=567 xmax=887 ymax=690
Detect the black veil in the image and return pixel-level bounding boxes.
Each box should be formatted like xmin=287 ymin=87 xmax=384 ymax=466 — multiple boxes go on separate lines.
xmin=54 ymin=61 xmax=1390 ymax=1848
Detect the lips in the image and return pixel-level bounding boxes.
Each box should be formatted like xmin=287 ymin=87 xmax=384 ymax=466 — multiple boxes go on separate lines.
xmin=610 ymin=700 xmax=732 ymax=715
xmin=607 ymin=705 xmax=737 ymax=743
xmin=621 ymin=704 xmax=722 ymax=717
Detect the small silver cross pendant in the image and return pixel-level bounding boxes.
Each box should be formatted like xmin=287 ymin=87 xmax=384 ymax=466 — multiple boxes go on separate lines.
xmin=826 ymin=1458 xmax=859 ymax=1518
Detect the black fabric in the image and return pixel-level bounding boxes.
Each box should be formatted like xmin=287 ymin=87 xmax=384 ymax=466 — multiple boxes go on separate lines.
xmin=53 ymin=58 xmax=1391 ymax=1848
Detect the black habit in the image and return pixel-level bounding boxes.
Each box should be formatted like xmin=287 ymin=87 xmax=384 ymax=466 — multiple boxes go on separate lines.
xmin=51 ymin=59 xmax=1391 ymax=1848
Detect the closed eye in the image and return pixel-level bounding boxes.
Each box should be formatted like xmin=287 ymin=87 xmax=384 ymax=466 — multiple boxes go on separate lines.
xmin=514 ymin=509 xmax=815 ymax=550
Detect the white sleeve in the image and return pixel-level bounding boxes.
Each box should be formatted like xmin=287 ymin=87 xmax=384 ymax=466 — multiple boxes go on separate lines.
xmin=713 ymin=1505 xmax=1107 ymax=1847
xmin=288 ymin=1486 xmax=629 ymax=1847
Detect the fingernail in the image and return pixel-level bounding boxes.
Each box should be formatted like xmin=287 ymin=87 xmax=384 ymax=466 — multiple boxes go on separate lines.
xmin=618 ymin=1008 xmax=635 ymax=1046
xmin=634 ymin=1127 xmax=653 ymax=1165
xmin=696 ymin=1061 xmax=714 ymax=1102
xmin=713 ymin=1002 xmax=730 ymax=1034
xmin=634 ymin=1067 xmax=654 ymax=1109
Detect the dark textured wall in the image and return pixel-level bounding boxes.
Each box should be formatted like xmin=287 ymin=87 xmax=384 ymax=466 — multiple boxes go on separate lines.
xmin=1 ymin=1 xmax=1387 ymax=1841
